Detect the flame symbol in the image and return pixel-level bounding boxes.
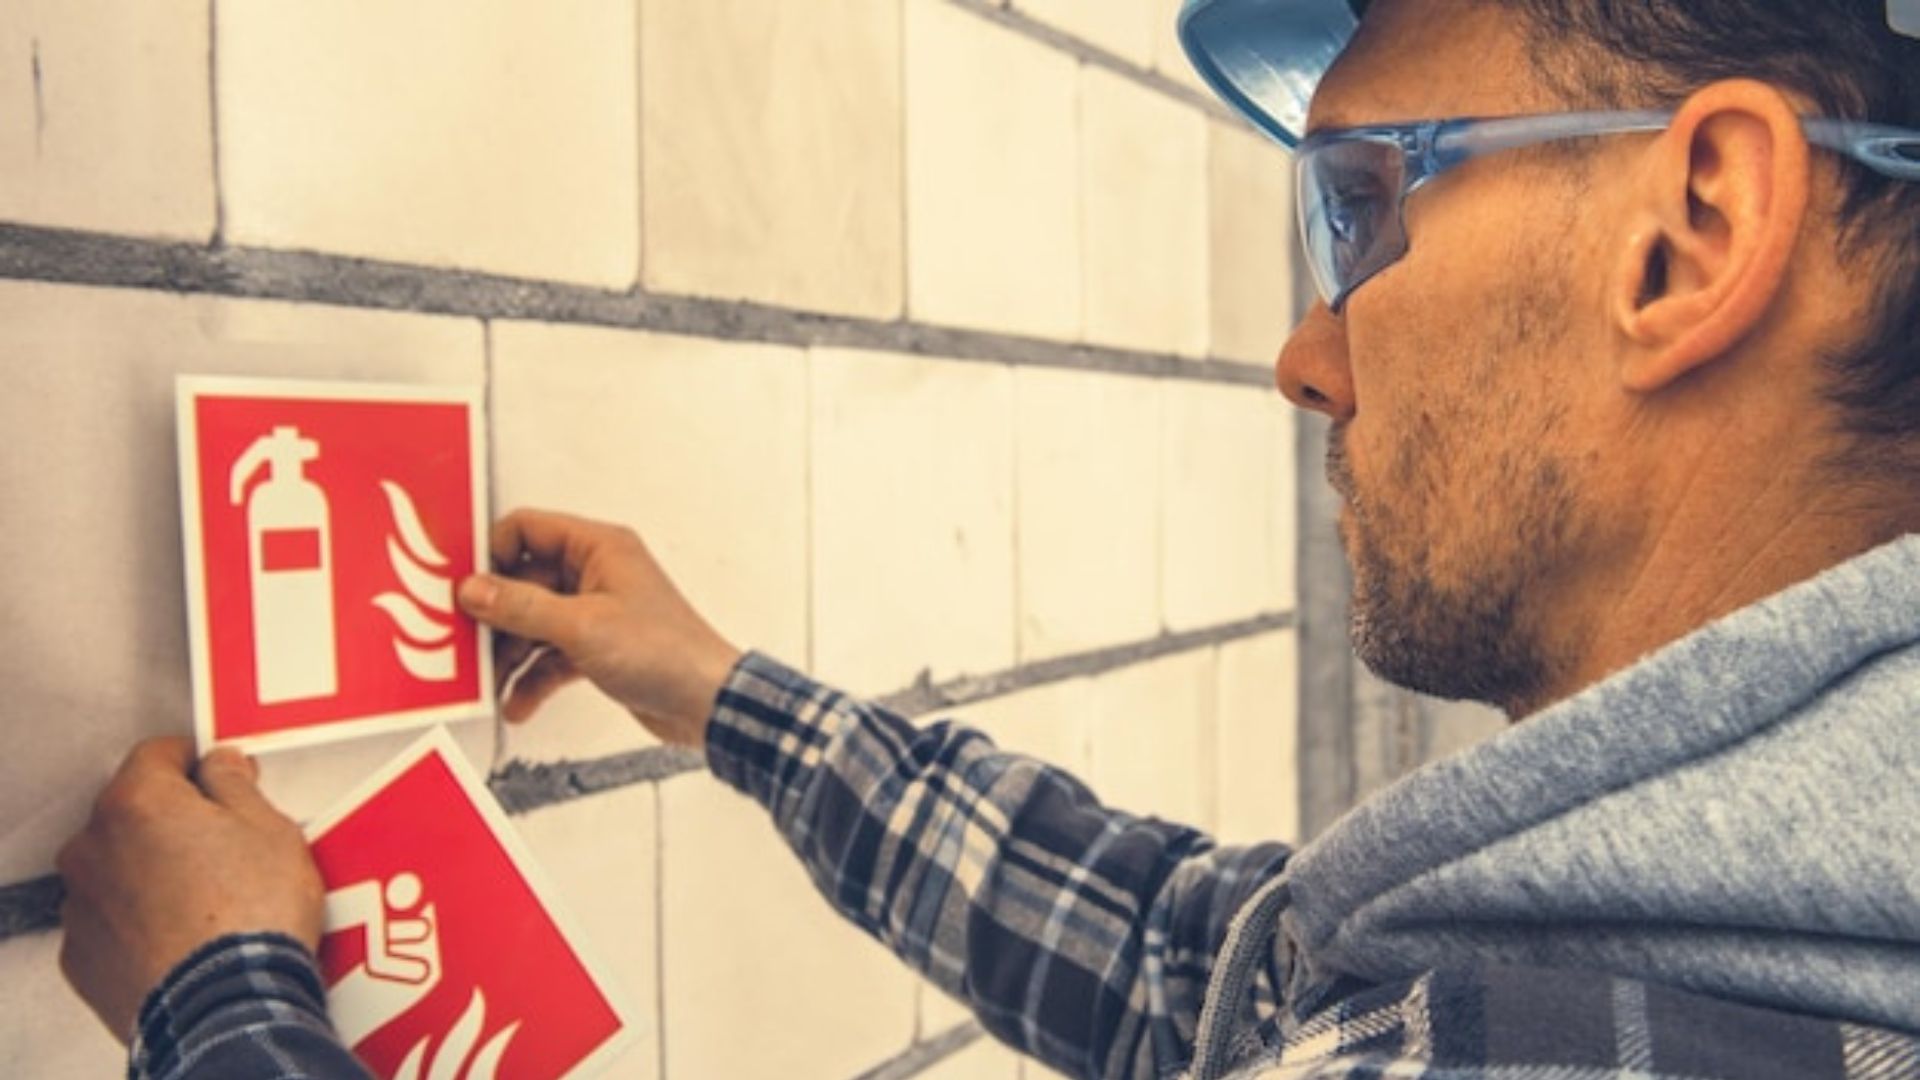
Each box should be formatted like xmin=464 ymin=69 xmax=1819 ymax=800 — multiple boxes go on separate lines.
xmin=393 ymin=987 xmax=520 ymax=1080
xmin=372 ymin=480 xmax=458 ymax=682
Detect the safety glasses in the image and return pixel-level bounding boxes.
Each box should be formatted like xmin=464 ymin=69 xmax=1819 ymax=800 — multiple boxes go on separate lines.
xmin=1178 ymin=0 xmax=1920 ymax=311
xmin=1298 ymin=112 xmax=1920 ymax=311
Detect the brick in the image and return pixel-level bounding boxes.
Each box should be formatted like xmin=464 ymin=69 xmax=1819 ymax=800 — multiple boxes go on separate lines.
xmin=1270 ymin=399 xmax=1300 ymax=613
xmin=906 ymin=0 xmax=1082 ymax=341
xmin=0 ymin=281 xmax=483 ymax=884
xmin=1162 ymin=381 xmax=1286 ymax=631
xmin=1015 ymin=368 xmax=1163 ymax=662
xmin=1012 ymin=0 xmax=1157 ymax=66
xmin=944 ymin=677 xmax=1096 ymax=777
xmin=0 ymin=933 xmax=122 ymax=1077
xmin=0 ymin=0 xmax=214 ymax=239
xmin=917 ymin=1034 xmax=1025 ymax=1080
xmin=254 ymin=721 xmax=496 ymax=829
xmin=494 ymin=681 xmax=657 ymax=767
xmin=1150 ymin=0 xmax=1214 ymax=95
xmin=1421 ymin=699 xmax=1510 ymax=764
xmin=642 ymin=0 xmax=903 ymax=319
xmin=1084 ymin=650 xmax=1217 ymax=828
xmin=1081 ymin=65 xmax=1210 ymax=357
xmin=513 ymin=784 xmax=660 ymax=1080
xmin=489 ymin=323 xmax=809 ymax=765
xmin=1209 ymin=122 xmax=1298 ymax=365
xmin=217 ymin=0 xmax=639 ymax=287
xmin=920 ymin=978 xmax=977 ymax=1046
xmin=1214 ymin=630 xmax=1299 ymax=845
xmin=811 ymin=348 xmax=1015 ymax=695
xmin=659 ymin=775 xmax=916 ymax=1078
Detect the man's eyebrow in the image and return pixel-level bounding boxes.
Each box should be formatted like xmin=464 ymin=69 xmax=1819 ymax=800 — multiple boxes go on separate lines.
xmin=1303 ymin=108 xmax=1354 ymax=137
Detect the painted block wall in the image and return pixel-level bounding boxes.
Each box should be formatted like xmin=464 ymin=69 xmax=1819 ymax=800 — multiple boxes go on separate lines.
xmin=0 ymin=1 xmax=1302 ymax=1077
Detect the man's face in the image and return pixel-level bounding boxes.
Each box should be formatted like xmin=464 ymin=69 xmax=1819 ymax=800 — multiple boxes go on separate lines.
xmin=1281 ymin=0 xmax=1625 ymax=713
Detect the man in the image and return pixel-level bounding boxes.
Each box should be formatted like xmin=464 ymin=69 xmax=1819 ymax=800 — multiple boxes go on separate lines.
xmin=56 ymin=0 xmax=1920 ymax=1077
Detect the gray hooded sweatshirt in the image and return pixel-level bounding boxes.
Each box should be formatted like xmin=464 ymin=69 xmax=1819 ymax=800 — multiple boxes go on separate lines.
xmin=1187 ymin=534 xmax=1920 ymax=1076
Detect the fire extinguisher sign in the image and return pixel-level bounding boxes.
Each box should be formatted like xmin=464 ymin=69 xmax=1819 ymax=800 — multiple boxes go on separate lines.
xmin=176 ymin=376 xmax=494 ymax=754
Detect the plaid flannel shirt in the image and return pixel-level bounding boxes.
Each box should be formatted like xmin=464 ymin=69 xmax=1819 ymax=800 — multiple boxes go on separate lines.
xmin=129 ymin=932 xmax=370 ymax=1080
xmin=132 ymin=649 xmax=1920 ymax=1079
xmin=703 ymin=651 xmax=1920 ymax=1080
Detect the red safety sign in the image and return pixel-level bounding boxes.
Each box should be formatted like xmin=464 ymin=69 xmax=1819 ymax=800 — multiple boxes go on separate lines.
xmin=177 ymin=376 xmax=492 ymax=753
xmin=308 ymin=728 xmax=634 ymax=1080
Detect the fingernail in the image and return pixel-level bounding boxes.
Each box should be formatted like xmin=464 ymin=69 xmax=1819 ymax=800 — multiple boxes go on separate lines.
xmin=460 ymin=575 xmax=498 ymax=610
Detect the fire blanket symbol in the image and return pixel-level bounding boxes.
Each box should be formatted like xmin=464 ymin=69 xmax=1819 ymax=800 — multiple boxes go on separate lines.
xmin=177 ymin=377 xmax=493 ymax=753
xmin=307 ymin=729 xmax=634 ymax=1080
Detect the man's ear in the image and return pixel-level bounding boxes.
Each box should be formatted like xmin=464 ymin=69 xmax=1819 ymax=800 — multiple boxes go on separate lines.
xmin=1610 ymin=79 xmax=1812 ymax=393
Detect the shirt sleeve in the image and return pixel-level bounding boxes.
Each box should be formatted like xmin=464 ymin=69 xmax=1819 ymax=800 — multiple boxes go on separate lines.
xmin=704 ymin=650 xmax=1294 ymax=1080
xmin=128 ymin=932 xmax=372 ymax=1080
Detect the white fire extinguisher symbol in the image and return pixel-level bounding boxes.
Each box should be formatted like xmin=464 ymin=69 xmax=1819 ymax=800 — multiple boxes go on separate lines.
xmin=230 ymin=426 xmax=339 ymax=705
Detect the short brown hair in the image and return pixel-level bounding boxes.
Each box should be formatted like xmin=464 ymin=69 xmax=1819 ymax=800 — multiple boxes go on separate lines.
xmin=1491 ymin=1 xmax=1920 ymax=454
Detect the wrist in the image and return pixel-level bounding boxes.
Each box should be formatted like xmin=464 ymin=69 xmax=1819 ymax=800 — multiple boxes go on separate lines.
xmin=133 ymin=931 xmax=323 ymax=1042
xmin=643 ymin=638 xmax=743 ymax=748
xmin=685 ymin=640 xmax=745 ymax=746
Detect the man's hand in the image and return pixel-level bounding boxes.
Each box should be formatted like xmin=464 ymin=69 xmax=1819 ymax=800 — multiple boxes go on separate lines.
xmin=458 ymin=509 xmax=745 ymax=748
xmin=57 ymin=738 xmax=323 ymax=1043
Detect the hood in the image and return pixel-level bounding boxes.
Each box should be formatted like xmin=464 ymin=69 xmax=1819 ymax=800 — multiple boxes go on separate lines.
xmin=1281 ymin=534 xmax=1920 ymax=1034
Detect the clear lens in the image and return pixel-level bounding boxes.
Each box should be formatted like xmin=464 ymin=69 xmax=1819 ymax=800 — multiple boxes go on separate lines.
xmin=1296 ymin=136 xmax=1409 ymax=310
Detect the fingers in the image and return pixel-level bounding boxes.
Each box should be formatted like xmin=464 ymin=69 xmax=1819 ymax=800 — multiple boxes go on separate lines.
xmin=459 ymin=574 xmax=583 ymax=651
xmin=493 ymin=627 xmax=544 ymax=691
xmin=192 ymin=749 xmax=277 ymax=821
xmin=114 ymin=737 xmax=194 ymax=785
xmin=501 ymin=648 xmax=580 ymax=724
xmin=99 ymin=737 xmax=199 ymax=810
xmin=490 ymin=508 xmax=606 ymax=573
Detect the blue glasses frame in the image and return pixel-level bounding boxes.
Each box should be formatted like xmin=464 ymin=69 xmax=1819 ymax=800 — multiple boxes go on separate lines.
xmin=1300 ymin=110 xmax=1920 ymax=311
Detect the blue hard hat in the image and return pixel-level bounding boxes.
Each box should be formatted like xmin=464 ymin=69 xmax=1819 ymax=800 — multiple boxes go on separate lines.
xmin=1179 ymin=0 xmax=1920 ymax=150
xmin=1177 ymin=0 xmax=1359 ymax=149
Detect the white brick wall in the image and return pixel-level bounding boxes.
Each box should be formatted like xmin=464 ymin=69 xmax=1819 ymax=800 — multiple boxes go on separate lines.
xmin=659 ymin=777 xmax=918 ymax=1079
xmin=811 ymin=348 xmax=1017 ymax=694
xmin=906 ymin=0 xmax=1083 ymax=341
xmin=515 ymin=786 xmax=664 ymax=1080
xmin=1015 ymin=367 xmax=1165 ymax=660
xmin=0 ymin=2 xmax=1307 ymax=1076
xmin=0 ymin=0 xmax=214 ymax=239
xmin=490 ymin=323 xmax=811 ymax=763
xmin=218 ymin=0 xmax=641 ymax=285
xmin=1080 ymin=64 xmax=1211 ymax=356
xmin=641 ymin=0 xmax=905 ymax=318
xmin=1013 ymin=0 xmax=1159 ymax=67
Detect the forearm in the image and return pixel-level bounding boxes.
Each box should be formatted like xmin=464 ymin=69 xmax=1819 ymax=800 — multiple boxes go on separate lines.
xmin=705 ymin=651 xmax=1292 ymax=1080
xmin=129 ymin=933 xmax=371 ymax=1080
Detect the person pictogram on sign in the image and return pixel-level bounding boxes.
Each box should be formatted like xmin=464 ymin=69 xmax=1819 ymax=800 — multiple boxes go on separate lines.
xmin=229 ymin=426 xmax=337 ymax=705
xmin=324 ymin=871 xmax=442 ymax=1047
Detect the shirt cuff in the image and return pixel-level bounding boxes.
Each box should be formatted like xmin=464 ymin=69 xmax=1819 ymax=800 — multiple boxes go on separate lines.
xmin=129 ymin=931 xmax=334 ymax=1078
xmin=703 ymin=649 xmax=851 ymax=813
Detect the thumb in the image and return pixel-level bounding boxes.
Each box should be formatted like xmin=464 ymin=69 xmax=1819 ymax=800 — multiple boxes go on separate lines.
xmin=459 ymin=573 xmax=578 ymax=650
xmin=194 ymin=749 xmax=275 ymax=817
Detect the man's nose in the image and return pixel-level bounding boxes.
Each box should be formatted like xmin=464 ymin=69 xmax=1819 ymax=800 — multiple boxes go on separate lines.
xmin=1275 ymin=302 xmax=1355 ymax=422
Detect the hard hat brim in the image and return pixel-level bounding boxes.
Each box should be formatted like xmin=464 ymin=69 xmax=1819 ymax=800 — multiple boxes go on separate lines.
xmin=1178 ymin=0 xmax=1359 ymax=149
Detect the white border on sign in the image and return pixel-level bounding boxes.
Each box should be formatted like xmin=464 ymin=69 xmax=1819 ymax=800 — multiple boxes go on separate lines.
xmin=304 ymin=727 xmax=640 ymax=1080
xmin=176 ymin=375 xmax=496 ymax=756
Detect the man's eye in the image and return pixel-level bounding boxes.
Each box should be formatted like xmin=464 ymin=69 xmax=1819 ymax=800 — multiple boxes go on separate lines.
xmin=1324 ymin=189 xmax=1380 ymax=246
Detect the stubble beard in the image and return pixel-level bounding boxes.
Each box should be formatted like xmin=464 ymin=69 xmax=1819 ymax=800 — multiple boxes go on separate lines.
xmin=1328 ymin=334 xmax=1577 ymax=717
xmin=1338 ymin=468 xmax=1564 ymax=714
